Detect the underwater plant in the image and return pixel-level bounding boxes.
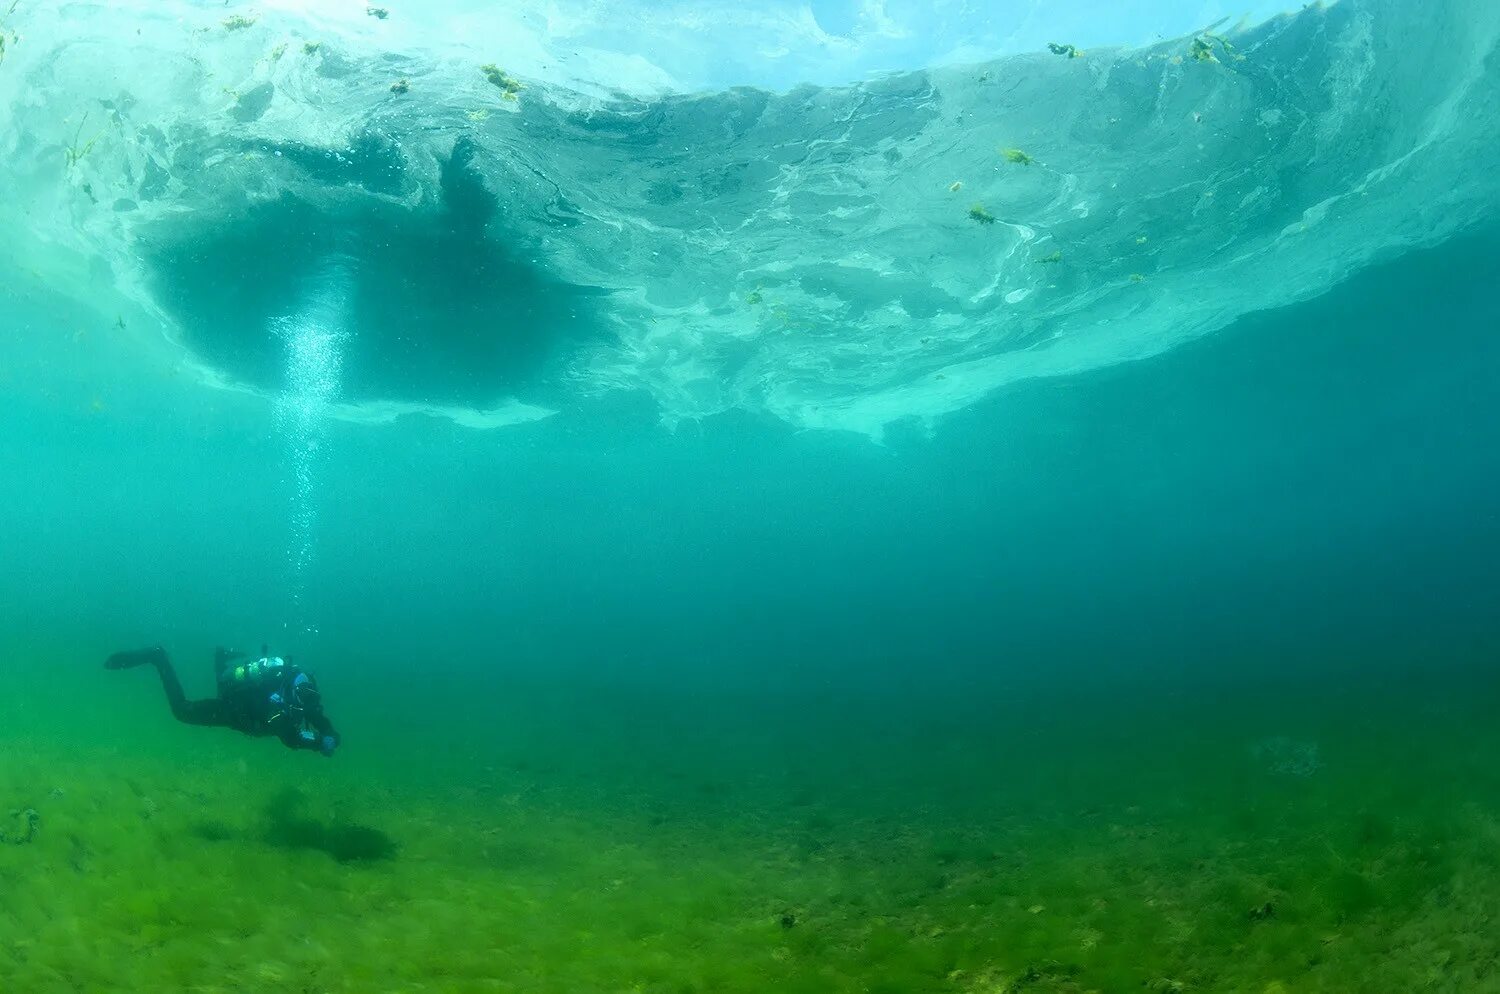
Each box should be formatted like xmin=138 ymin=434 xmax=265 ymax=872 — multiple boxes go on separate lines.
xmin=1047 ymin=42 xmax=1082 ymax=58
xmin=1191 ymin=33 xmax=1242 ymax=64
xmin=1001 ymin=147 xmax=1034 ymax=165
xmin=63 ymin=113 xmax=103 ymax=169
xmin=1036 ymin=249 xmax=1062 ymax=263
xmin=222 ymin=14 xmax=257 ymax=31
xmin=968 ymin=204 xmax=997 ymax=225
xmin=303 ymin=40 xmax=322 ymax=54
xmin=390 ymin=78 xmax=409 ymax=94
xmin=367 ymin=5 xmax=389 ymax=18
xmin=0 ymin=808 xmax=39 ymax=844
xmin=481 ymin=63 xmax=524 ymax=99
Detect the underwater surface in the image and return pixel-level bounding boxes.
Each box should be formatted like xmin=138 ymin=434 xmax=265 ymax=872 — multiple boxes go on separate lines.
xmin=2 ymin=0 xmax=1499 ymax=991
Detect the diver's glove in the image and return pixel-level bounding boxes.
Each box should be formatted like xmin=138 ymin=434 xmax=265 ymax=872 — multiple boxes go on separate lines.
xmin=319 ymin=735 xmax=339 ymax=757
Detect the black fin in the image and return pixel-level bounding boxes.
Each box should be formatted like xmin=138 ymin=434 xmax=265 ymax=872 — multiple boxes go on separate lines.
xmin=104 ymin=646 xmax=167 ymax=670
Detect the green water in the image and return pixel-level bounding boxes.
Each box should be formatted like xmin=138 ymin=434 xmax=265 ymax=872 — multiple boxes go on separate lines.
xmin=3 ymin=1 xmax=1500 ymax=990
xmin=5 ymin=230 xmax=1500 ymax=991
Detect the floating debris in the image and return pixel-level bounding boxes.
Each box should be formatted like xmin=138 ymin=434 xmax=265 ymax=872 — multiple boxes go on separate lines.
xmin=967 ymin=204 xmax=997 ymax=225
xmin=222 ymin=14 xmax=257 ymax=31
xmin=1036 ymin=249 xmax=1062 ymax=263
xmin=366 ymin=5 xmax=389 ymax=18
xmin=1047 ymin=42 xmax=1082 ymax=58
xmin=948 ymin=181 xmax=963 ymax=193
xmin=1001 ymin=147 xmax=1034 ymax=165
xmin=480 ymin=64 xmax=523 ymax=99
xmin=390 ymin=78 xmax=409 ymax=94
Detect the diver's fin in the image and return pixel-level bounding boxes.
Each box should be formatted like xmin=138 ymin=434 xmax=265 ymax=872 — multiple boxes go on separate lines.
xmin=104 ymin=646 xmax=167 ymax=670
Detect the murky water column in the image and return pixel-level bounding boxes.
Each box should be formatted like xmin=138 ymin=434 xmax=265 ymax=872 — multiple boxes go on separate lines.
xmin=273 ymin=258 xmax=351 ymax=635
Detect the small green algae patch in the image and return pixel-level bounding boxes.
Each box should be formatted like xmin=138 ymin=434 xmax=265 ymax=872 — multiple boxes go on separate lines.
xmin=968 ymin=204 xmax=997 ymax=225
xmin=481 ymin=64 xmax=523 ymax=100
xmin=1001 ymin=147 xmax=1034 ymax=165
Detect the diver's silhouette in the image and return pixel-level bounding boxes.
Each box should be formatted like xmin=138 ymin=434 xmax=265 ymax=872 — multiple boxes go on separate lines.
xmin=105 ymin=646 xmax=340 ymax=756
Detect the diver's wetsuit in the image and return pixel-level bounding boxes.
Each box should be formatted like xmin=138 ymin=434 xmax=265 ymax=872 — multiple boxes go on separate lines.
xmin=106 ymin=647 xmax=340 ymax=754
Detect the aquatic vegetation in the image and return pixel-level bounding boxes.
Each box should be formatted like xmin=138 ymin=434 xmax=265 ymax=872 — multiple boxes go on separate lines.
xmin=302 ymin=40 xmax=322 ymax=54
xmin=465 ymin=108 xmax=490 ymax=122
xmin=1001 ymin=147 xmax=1034 ymax=165
xmin=967 ymin=203 xmax=996 ymax=225
xmin=480 ymin=63 xmax=524 ymax=99
xmin=1190 ymin=33 xmax=1243 ymax=64
xmin=745 ymin=289 xmax=763 ymax=305
xmin=390 ymin=78 xmax=409 ymax=95
xmin=1130 ymin=273 xmax=1146 ymax=282
xmin=1047 ymin=42 xmax=1082 ymax=58
xmin=63 ymin=114 xmax=103 ymax=169
xmin=0 ymin=807 xmax=39 ymax=844
xmin=1145 ymin=979 xmax=1188 ymax=993
xmin=0 ymin=8 xmax=14 ymax=69
xmin=1036 ymin=249 xmax=1062 ymax=263
xmin=3 ymin=673 xmax=1500 ymax=992
xmin=366 ymin=5 xmax=389 ymax=18
xmin=222 ymin=14 xmax=257 ymax=31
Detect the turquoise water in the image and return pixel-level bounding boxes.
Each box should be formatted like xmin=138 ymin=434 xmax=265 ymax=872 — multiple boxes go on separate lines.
xmin=2 ymin=1 xmax=1500 ymax=991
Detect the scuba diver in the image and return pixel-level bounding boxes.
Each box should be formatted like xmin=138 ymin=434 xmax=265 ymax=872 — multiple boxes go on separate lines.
xmin=105 ymin=645 xmax=340 ymax=756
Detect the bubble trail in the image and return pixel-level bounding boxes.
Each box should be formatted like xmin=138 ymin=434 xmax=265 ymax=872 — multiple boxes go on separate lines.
xmin=272 ymin=255 xmax=352 ymax=631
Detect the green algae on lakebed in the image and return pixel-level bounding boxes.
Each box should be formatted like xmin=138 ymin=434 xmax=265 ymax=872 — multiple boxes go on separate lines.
xmin=3 ymin=667 xmax=1499 ymax=993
